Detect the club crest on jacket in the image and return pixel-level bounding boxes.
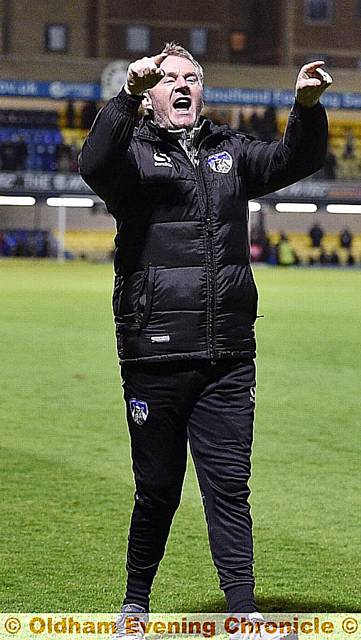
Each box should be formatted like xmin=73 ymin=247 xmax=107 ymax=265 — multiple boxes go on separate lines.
xmin=207 ymin=151 xmax=233 ymax=174
xmin=129 ymin=398 xmax=149 ymax=425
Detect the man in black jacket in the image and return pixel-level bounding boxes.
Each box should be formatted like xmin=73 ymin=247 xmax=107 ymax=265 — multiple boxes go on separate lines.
xmin=79 ymin=43 xmax=331 ymax=619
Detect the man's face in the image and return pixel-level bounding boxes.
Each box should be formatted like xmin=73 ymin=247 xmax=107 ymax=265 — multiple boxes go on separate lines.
xmin=146 ymin=55 xmax=203 ymax=130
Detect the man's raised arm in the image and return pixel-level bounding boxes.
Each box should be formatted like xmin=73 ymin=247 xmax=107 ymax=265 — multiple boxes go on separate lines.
xmin=239 ymin=61 xmax=333 ymax=200
xmin=78 ymin=52 xmax=167 ymax=210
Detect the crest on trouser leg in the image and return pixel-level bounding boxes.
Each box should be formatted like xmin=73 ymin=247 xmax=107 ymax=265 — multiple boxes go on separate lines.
xmin=129 ymin=398 xmax=149 ymax=425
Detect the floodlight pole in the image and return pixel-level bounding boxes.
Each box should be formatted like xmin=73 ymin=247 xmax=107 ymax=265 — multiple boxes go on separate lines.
xmin=57 ymin=204 xmax=66 ymax=262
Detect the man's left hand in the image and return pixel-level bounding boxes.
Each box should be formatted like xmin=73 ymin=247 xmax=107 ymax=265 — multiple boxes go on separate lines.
xmin=295 ymin=61 xmax=333 ymax=108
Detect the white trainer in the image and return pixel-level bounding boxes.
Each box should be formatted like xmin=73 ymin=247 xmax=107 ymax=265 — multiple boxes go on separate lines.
xmin=114 ymin=604 xmax=148 ymax=640
xmin=229 ymin=612 xmax=298 ymax=640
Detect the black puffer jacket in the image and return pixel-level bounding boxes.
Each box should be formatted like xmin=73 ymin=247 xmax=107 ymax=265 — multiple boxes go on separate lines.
xmin=79 ymin=89 xmax=328 ymax=363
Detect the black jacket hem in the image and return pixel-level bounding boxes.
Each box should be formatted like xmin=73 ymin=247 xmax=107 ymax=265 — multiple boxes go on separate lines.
xmin=118 ymin=349 xmax=257 ymax=364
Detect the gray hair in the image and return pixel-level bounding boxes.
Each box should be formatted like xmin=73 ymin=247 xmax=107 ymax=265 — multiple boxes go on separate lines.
xmin=161 ymin=41 xmax=204 ymax=85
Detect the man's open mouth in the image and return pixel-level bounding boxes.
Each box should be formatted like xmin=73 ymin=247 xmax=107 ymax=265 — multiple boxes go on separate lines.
xmin=173 ymin=97 xmax=192 ymax=111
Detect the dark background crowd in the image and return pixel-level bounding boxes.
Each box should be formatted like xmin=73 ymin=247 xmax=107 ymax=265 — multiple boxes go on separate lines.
xmin=0 ymin=101 xmax=98 ymax=172
xmin=250 ymin=222 xmax=356 ymax=267
xmin=0 ymin=102 xmax=357 ymax=179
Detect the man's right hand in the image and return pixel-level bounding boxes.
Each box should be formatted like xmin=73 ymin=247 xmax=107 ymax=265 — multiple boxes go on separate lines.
xmin=125 ymin=52 xmax=168 ymax=96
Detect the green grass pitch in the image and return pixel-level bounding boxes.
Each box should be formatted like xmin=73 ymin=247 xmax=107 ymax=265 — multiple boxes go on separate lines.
xmin=0 ymin=259 xmax=360 ymax=612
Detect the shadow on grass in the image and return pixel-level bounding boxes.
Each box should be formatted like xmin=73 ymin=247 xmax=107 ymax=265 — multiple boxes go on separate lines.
xmin=188 ymin=595 xmax=361 ymax=613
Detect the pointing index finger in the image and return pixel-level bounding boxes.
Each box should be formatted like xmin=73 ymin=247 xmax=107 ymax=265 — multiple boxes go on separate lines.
xmin=302 ymin=60 xmax=325 ymax=73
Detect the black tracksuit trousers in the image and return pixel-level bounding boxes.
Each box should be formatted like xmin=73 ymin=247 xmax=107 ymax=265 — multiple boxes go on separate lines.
xmin=121 ymin=358 xmax=256 ymax=613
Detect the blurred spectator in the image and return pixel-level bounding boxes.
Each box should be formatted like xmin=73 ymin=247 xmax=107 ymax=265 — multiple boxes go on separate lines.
xmin=251 ymin=225 xmax=270 ymax=262
xmin=343 ymin=129 xmax=355 ymax=160
xmin=14 ymin=135 xmax=28 ymax=170
xmin=276 ymin=232 xmax=297 ymax=266
xmin=81 ymin=101 xmax=98 ymax=130
xmin=260 ymin=106 xmax=279 ymax=141
xmin=312 ymin=148 xmax=337 ymax=180
xmin=249 ymin=111 xmax=261 ymax=137
xmin=319 ymin=246 xmax=327 ymax=264
xmin=14 ymin=239 xmax=27 ymax=257
xmin=237 ymin=109 xmax=248 ymax=134
xmin=339 ymin=227 xmax=353 ymax=249
xmin=250 ymin=243 xmax=263 ymax=262
xmin=0 ymin=140 xmax=18 ymax=170
xmin=319 ymin=246 xmax=339 ymax=265
xmin=56 ymin=143 xmax=73 ymax=171
xmin=268 ymin=243 xmax=278 ymax=265
xmin=347 ymin=251 xmax=355 ymax=266
xmin=69 ymin=143 xmax=79 ymax=171
xmin=309 ymin=222 xmax=324 ymax=247
xmin=323 ymin=148 xmax=337 ymax=179
xmin=65 ymin=100 xmax=76 ymax=128
xmin=0 ymin=230 xmax=51 ymax=257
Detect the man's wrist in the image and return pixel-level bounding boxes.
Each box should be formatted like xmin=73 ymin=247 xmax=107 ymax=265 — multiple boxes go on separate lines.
xmin=295 ymin=97 xmax=319 ymax=110
xmin=124 ymin=83 xmax=143 ymax=97
xmin=112 ymin=86 xmax=143 ymax=115
xmin=292 ymin=99 xmax=324 ymax=121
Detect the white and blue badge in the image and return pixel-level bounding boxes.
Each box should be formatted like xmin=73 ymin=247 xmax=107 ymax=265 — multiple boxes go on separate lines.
xmin=207 ymin=151 xmax=233 ymax=174
xmin=129 ymin=398 xmax=149 ymax=426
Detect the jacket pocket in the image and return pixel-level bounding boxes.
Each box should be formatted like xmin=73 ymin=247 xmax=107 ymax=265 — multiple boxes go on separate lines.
xmin=137 ymin=265 xmax=156 ymax=329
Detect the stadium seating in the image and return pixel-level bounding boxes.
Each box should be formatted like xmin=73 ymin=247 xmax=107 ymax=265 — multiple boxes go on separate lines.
xmin=2 ymin=105 xmax=361 ymax=178
xmin=53 ymin=229 xmax=115 ymax=260
xmin=48 ymin=230 xmax=361 ymax=264
xmin=277 ymin=112 xmax=361 ymax=179
xmin=0 ymin=126 xmax=62 ymax=171
xmin=0 ymin=107 xmax=87 ymax=172
xmin=61 ymin=128 xmax=87 ymax=149
xmin=269 ymin=232 xmax=361 ymax=265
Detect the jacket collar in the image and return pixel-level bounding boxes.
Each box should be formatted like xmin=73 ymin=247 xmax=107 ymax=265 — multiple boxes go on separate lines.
xmin=135 ymin=115 xmax=231 ymax=147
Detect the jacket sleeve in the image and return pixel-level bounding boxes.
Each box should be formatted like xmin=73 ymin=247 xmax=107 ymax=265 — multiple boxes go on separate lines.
xmin=78 ymin=88 xmax=143 ymax=211
xmin=238 ymin=101 xmax=328 ymax=200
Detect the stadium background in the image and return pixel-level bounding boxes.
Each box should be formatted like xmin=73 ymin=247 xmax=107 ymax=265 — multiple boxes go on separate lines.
xmin=1 ymin=0 xmax=360 ymax=613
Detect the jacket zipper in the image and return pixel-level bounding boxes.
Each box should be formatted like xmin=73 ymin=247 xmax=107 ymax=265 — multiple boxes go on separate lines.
xmin=148 ymin=133 xmax=220 ymax=363
xmin=195 ymin=162 xmax=217 ymax=363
